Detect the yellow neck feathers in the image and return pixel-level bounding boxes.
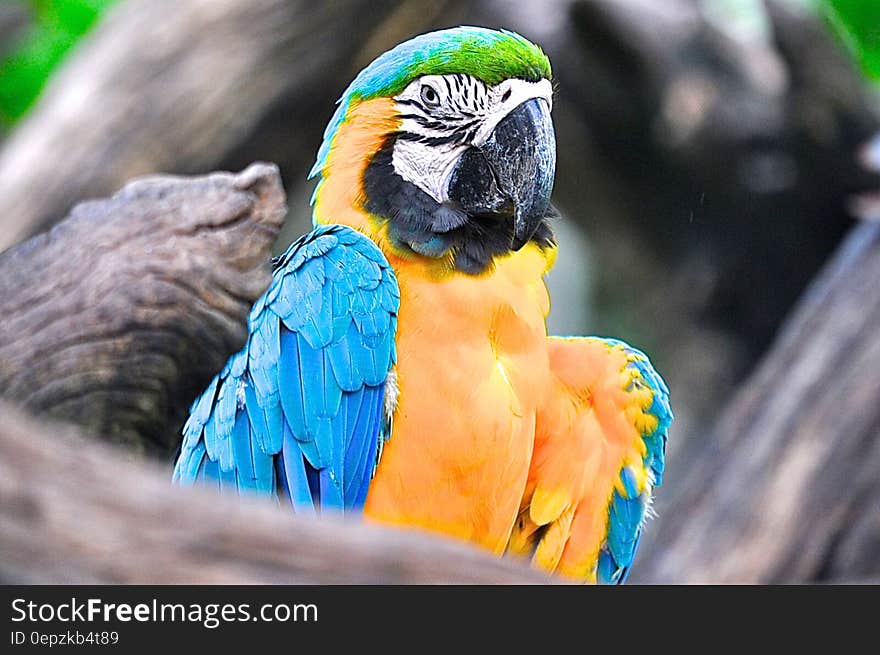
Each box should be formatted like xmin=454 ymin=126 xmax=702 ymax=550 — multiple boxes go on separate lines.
xmin=312 ymin=97 xmax=398 ymax=235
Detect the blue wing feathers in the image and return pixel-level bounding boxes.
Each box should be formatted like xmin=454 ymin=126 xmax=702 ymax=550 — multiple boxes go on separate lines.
xmin=620 ymin=466 xmax=639 ymax=499
xmin=243 ymin=381 xmax=272 ymax=453
xmin=305 ymin=465 xmax=321 ymax=505
xmin=342 ymin=390 xmax=369 ymax=495
xmin=596 ymin=549 xmax=619 ymax=585
xmin=218 ymin=460 xmax=237 ymax=488
xmin=592 ymin=338 xmax=673 ymax=585
xmin=250 ymin=432 xmax=275 ymax=494
xmin=353 ymin=460 xmax=374 ymax=507
xmin=200 ymin=459 xmax=221 ymax=489
xmin=177 ymin=440 xmax=206 ymax=486
xmin=189 ymin=375 xmax=218 ymax=428
xmin=280 ymin=424 xmax=316 ymax=514
xmin=319 ymin=468 xmax=344 ymax=510
xmin=275 ymin=455 xmax=290 ymax=505
xmin=202 ymin=417 xmax=220 ymax=465
xmin=327 ymin=323 xmax=359 ymax=391
xmin=344 ymin=386 xmax=382 ymax=505
xmin=214 ymin=375 xmax=236 ymax=435
xmin=230 ymin=411 xmax=256 ymax=492
xmin=607 ymin=493 xmax=644 ymax=565
xmin=173 ymin=225 xmax=399 ymax=516
xmin=277 ymin=329 xmax=309 ymax=440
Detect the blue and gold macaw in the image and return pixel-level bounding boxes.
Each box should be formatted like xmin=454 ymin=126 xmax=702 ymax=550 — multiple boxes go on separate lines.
xmin=174 ymin=27 xmax=672 ymax=584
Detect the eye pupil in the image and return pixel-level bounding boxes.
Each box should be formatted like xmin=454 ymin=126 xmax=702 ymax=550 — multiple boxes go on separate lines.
xmin=421 ymin=85 xmax=439 ymax=106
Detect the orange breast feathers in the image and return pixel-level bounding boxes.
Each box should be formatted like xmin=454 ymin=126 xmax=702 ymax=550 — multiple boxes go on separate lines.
xmin=363 ymin=244 xmax=555 ymax=553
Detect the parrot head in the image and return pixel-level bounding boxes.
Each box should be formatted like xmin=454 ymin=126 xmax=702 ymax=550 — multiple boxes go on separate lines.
xmin=310 ymin=26 xmax=556 ymax=274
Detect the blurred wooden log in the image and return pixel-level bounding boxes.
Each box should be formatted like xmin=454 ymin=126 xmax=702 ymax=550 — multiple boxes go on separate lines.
xmin=558 ymin=0 xmax=880 ymax=353
xmin=0 ymin=164 xmax=285 ymax=456
xmin=632 ymin=220 xmax=880 ymax=583
xmin=0 ymin=0 xmax=411 ymax=253
xmin=0 ymin=3 xmax=29 ymax=61
xmin=0 ymin=402 xmax=549 ymax=584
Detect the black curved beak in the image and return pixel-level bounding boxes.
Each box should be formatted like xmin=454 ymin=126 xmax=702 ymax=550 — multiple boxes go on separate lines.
xmin=447 ymin=98 xmax=556 ymax=251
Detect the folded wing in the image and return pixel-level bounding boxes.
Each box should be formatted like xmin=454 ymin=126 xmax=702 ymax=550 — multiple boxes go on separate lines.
xmin=173 ymin=225 xmax=399 ymax=513
xmin=509 ymin=336 xmax=672 ymax=583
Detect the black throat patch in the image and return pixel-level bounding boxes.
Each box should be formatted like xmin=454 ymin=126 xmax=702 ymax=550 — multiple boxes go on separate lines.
xmin=362 ymin=137 xmax=555 ymax=275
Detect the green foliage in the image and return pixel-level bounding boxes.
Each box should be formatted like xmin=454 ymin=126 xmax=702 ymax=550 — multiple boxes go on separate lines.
xmin=701 ymin=0 xmax=879 ymax=84
xmin=0 ymin=0 xmax=118 ymax=128
xmin=822 ymin=0 xmax=880 ymax=81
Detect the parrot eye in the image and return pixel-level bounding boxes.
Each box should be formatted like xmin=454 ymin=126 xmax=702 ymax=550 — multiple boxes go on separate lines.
xmin=420 ymin=84 xmax=441 ymax=108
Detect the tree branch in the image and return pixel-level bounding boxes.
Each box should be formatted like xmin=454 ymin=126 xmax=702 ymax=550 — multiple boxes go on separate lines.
xmin=0 ymin=164 xmax=285 ymax=456
xmin=0 ymin=402 xmax=549 ymax=584
xmin=633 ymin=221 xmax=880 ymax=583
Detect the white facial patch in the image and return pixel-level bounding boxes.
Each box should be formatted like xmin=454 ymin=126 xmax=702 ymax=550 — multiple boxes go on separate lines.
xmin=471 ymin=78 xmax=553 ymax=146
xmin=392 ymin=138 xmax=465 ymax=202
xmin=391 ymin=75 xmax=553 ymax=203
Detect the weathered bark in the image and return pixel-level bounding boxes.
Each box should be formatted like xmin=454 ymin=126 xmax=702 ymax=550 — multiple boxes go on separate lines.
xmin=632 ymin=221 xmax=880 ymax=583
xmin=0 ymin=164 xmax=285 ymax=456
xmin=556 ymin=0 xmax=879 ymax=351
xmin=0 ymin=0 xmax=414 ymax=253
xmin=0 ymin=402 xmax=549 ymax=584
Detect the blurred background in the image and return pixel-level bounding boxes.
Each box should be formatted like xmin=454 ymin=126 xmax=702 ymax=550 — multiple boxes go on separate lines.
xmin=1 ymin=0 xmax=878 ymax=583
